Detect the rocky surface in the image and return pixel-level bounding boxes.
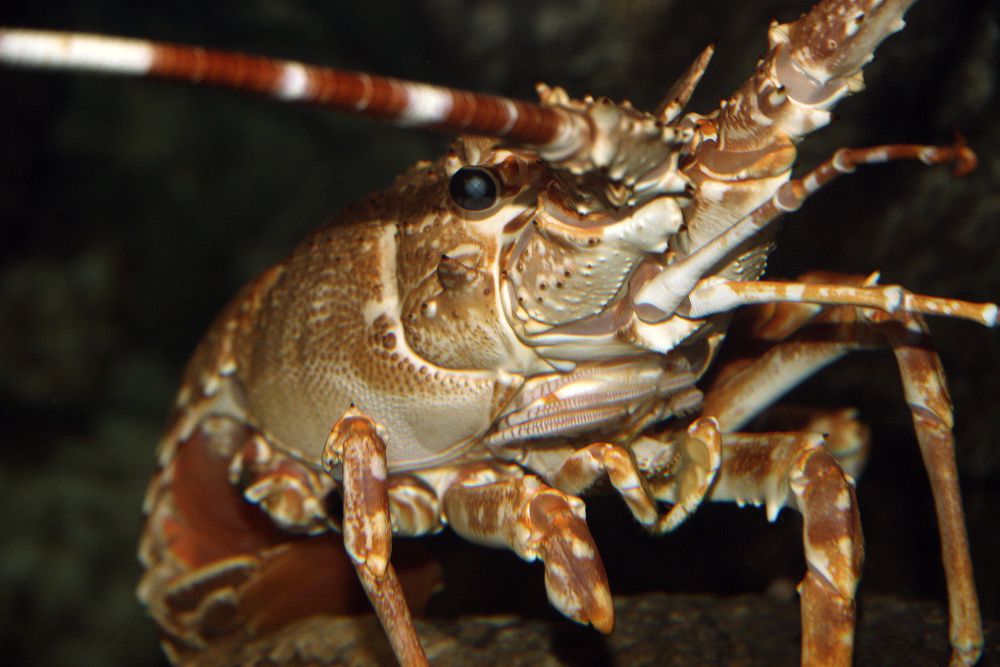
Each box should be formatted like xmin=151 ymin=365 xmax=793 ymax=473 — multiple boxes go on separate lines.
xmin=188 ymin=592 xmax=1000 ymax=666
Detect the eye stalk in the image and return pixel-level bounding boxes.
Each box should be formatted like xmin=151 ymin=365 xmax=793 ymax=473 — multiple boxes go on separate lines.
xmin=448 ymin=167 xmax=499 ymax=211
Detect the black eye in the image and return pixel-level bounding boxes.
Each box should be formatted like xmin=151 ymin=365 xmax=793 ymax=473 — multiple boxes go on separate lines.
xmin=449 ymin=167 xmax=499 ymax=211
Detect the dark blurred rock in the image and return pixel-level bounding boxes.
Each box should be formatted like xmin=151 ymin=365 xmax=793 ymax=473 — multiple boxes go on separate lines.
xmin=187 ymin=592 xmax=1000 ymax=666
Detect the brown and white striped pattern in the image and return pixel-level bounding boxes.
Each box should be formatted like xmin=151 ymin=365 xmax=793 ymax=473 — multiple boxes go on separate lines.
xmin=0 ymin=28 xmax=581 ymax=150
xmin=633 ymin=139 xmax=983 ymax=321
xmin=684 ymin=278 xmax=999 ymax=326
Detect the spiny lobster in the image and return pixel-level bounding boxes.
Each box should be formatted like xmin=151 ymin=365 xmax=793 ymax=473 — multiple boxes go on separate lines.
xmin=1 ymin=1 xmax=994 ymax=665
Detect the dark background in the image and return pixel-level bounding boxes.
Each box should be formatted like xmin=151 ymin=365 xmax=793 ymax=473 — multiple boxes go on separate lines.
xmin=1 ymin=1 xmax=997 ymax=665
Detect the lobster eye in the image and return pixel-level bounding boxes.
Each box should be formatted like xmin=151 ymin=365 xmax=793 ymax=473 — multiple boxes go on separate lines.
xmin=449 ymin=167 xmax=499 ymax=211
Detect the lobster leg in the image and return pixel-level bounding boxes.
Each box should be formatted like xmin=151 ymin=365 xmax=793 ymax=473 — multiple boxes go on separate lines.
xmin=441 ymin=466 xmax=614 ymax=633
xmin=387 ymin=474 xmax=445 ymax=537
xmin=229 ymin=432 xmax=337 ymax=534
xmin=701 ymin=274 xmax=983 ymax=666
xmin=514 ymin=417 xmax=722 ymax=533
xmin=520 ymin=441 xmax=661 ymax=525
xmin=140 ymin=413 xmax=443 ymax=664
xmin=879 ymin=313 xmax=983 ymax=667
xmin=749 ymin=406 xmax=870 ymax=482
xmin=709 ymin=432 xmax=864 ymax=667
xmin=322 ymin=406 xmax=429 ymax=667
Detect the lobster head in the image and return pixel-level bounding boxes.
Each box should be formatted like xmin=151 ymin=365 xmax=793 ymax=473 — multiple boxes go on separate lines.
xmin=397 ymin=91 xmax=696 ymax=374
xmin=398 ymin=0 xmax=926 ymax=373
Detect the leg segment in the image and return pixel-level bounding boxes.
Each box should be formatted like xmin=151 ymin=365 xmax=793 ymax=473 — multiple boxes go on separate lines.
xmin=633 ymin=417 xmax=723 ymax=531
xmin=505 ymin=417 xmax=721 ymax=533
xmin=703 ymin=274 xmax=881 ymax=433
xmin=701 ymin=273 xmax=984 ymax=665
xmin=322 ymin=406 xmax=428 ymax=667
xmin=139 ymin=414 xmax=442 ymax=664
xmin=228 ymin=432 xmax=336 ymax=534
xmin=752 ymin=406 xmax=870 ymax=481
xmin=527 ymin=441 xmax=661 ymax=526
xmin=440 ymin=465 xmax=614 ymax=633
xmin=710 ymin=432 xmax=863 ymax=667
xmin=879 ymin=314 xmax=982 ymax=666
xmin=387 ymin=473 xmax=444 ymax=537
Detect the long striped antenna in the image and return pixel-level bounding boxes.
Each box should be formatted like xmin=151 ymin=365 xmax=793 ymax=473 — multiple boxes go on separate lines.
xmin=0 ymin=29 xmax=588 ymax=157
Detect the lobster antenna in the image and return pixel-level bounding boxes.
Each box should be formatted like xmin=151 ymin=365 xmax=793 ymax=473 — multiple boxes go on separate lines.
xmin=0 ymin=29 xmax=588 ymax=156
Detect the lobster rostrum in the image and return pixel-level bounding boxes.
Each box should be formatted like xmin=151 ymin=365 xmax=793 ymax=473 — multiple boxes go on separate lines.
xmin=1 ymin=0 xmax=994 ymax=664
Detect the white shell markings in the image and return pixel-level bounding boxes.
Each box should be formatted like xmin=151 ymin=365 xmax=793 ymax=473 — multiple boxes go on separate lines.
xmin=369 ymin=455 xmax=387 ymax=482
xmin=0 ymin=30 xmax=154 ymax=74
xmin=277 ymin=62 xmax=310 ymax=100
xmin=399 ymin=82 xmax=454 ymax=126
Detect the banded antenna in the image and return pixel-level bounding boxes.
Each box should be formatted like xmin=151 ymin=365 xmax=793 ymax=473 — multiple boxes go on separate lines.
xmin=0 ymin=29 xmax=588 ymax=157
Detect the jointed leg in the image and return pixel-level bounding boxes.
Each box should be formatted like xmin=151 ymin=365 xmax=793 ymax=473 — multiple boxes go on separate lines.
xmin=387 ymin=473 xmax=444 ymax=537
xmin=703 ymin=273 xmax=887 ymax=433
xmin=228 ymin=432 xmax=336 ymax=534
xmin=440 ymin=464 xmax=614 ymax=633
xmin=513 ymin=417 xmax=722 ymax=533
xmin=702 ymin=276 xmax=984 ymax=665
xmin=140 ymin=414 xmax=444 ymax=663
xmin=879 ymin=314 xmax=982 ymax=666
xmin=524 ymin=441 xmax=661 ymax=526
xmin=751 ymin=406 xmax=870 ymax=481
xmin=710 ymin=432 xmax=863 ymax=666
xmin=322 ymin=406 xmax=428 ymax=667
